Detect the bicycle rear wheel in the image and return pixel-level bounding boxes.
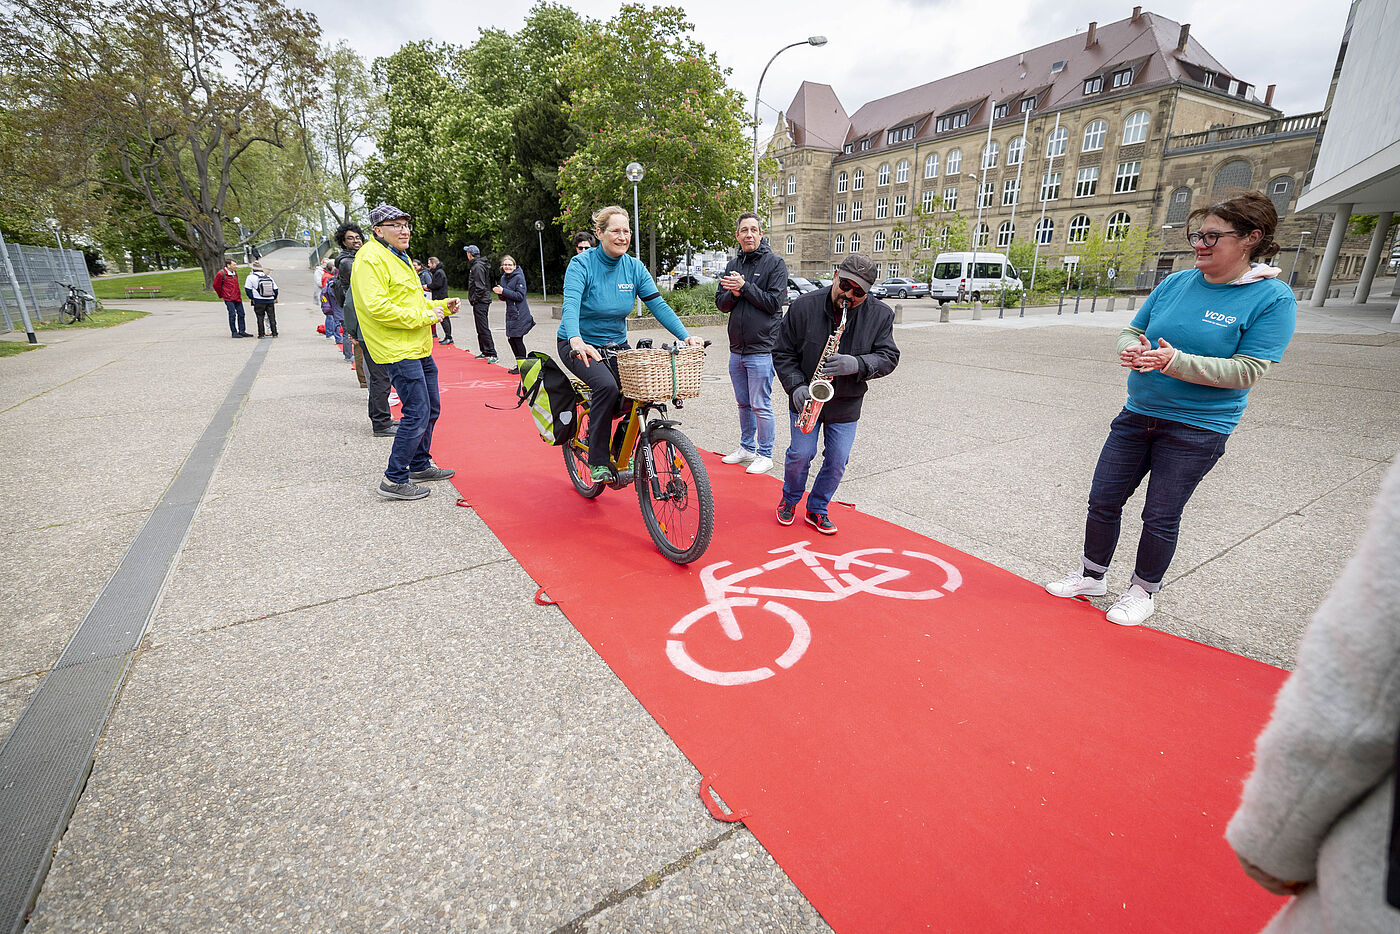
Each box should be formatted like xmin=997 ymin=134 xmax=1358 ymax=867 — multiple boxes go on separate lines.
xmin=563 ymin=405 xmax=604 ymax=498
xmin=635 ymin=425 xmax=713 ymax=564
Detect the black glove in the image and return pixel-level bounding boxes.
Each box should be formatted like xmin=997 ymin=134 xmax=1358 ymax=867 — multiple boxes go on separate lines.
xmin=792 ymin=384 xmax=812 ymax=410
xmin=819 ymin=353 xmax=858 ymax=378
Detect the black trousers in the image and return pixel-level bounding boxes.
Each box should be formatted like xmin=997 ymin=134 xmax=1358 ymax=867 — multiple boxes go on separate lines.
xmin=362 ymin=344 xmax=393 ymax=431
xmin=433 ymin=314 xmax=452 ymax=342
xmin=508 ymin=336 xmax=528 ymax=359
xmin=559 ymin=337 xmax=626 ymax=468
xmin=252 ymin=302 xmax=278 ymax=336
xmin=472 ymin=302 xmax=496 ymax=356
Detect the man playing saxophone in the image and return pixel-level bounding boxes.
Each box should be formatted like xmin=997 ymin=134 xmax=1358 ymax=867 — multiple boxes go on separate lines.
xmin=773 ymin=254 xmax=900 ymax=534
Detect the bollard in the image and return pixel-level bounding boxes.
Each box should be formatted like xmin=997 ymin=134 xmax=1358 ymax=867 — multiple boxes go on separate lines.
xmin=972 ymin=300 xmax=982 ymax=320
xmin=1127 ymin=295 xmax=1136 ymax=311
xmin=997 ymin=288 xmax=1005 ymax=319
xmin=893 ymin=303 xmax=903 ymax=324
xmin=1106 ymin=295 xmax=1116 ymax=313
xmin=1058 ymin=289 xmax=1065 ymax=315
xmin=939 ymin=303 xmax=949 ymax=323
xmin=1090 ymin=283 xmax=1098 ymax=313
xmin=1019 ymin=289 xmax=1026 ymax=318
xmin=548 ymin=304 xmax=561 ymax=320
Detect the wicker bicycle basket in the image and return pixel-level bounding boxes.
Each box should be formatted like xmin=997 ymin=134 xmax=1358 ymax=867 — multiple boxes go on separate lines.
xmin=615 ymin=346 xmax=706 ymax=401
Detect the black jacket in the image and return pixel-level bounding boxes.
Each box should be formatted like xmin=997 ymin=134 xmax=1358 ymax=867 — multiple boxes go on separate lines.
xmin=773 ymin=287 xmax=899 ymax=423
xmin=715 ymin=238 xmax=788 ymax=354
xmin=333 ymin=246 xmax=358 ymax=337
xmin=468 ymin=257 xmax=491 ymax=305
xmin=428 ymin=265 xmax=448 ymax=300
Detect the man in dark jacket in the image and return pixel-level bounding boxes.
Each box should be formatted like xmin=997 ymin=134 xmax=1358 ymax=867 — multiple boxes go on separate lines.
xmin=464 ymin=244 xmax=497 ymax=362
xmin=426 ymin=256 xmax=452 ymax=345
xmin=716 ymin=212 xmax=788 ymax=475
xmin=213 ymin=258 xmax=250 ymax=338
xmin=773 ymin=253 xmax=899 ymax=535
xmin=334 ymin=222 xmax=396 ymax=436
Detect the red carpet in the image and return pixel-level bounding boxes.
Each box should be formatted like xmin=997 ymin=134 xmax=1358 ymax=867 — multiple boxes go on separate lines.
xmin=429 ymin=348 xmax=1289 ymax=932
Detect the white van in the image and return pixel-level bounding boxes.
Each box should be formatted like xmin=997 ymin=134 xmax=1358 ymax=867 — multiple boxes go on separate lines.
xmin=928 ymin=252 xmax=1023 ymax=304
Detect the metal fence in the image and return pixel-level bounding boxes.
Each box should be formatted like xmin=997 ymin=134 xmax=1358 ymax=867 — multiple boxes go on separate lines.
xmin=0 ymin=243 xmax=94 ymax=335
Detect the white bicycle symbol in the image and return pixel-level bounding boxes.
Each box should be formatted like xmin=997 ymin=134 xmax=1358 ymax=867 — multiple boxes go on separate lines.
xmin=667 ymin=540 xmax=962 ymax=685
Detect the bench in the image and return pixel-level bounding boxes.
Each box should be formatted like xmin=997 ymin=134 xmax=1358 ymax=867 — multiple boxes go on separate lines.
xmin=123 ymin=286 xmax=162 ymax=297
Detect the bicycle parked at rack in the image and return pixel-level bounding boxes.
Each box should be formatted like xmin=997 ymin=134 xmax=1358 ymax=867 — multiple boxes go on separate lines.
xmin=53 ymin=281 xmax=98 ymax=323
xmin=562 ymin=339 xmax=715 ymax=565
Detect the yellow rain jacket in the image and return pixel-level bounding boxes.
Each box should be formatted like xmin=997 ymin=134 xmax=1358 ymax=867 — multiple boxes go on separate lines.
xmin=350 ymin=236 xmax=452 ymax=364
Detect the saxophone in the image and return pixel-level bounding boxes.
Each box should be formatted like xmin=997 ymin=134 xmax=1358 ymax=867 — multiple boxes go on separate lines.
xmin=796 ymin=297 xmax=849 ymax=434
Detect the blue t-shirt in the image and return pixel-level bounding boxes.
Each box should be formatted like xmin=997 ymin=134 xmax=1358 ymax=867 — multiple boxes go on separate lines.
xmin=1125 ymin=269 xmax=1296 ymax=434
xmin=558 ymin=247 xmax=688 ymax=345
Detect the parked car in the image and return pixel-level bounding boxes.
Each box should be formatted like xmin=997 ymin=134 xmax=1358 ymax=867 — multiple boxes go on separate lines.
xmin=870 ymin=277 xmax=929 ymax=300
xmin=927 ymin=252 xmax=1023 ymax=304
xmin=672 ymin=273 xmax=715 ymax=290
xmin=785 ymin=276 xmax=819 ymax=304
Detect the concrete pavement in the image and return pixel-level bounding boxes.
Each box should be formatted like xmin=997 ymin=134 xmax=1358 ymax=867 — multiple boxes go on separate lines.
xmin=3 ymin=250 xmax=1398 ymax=931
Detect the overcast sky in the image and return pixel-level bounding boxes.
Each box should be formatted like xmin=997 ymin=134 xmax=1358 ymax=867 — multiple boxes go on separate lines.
xmin=300 ymin=0 xmax=1351 ymax=141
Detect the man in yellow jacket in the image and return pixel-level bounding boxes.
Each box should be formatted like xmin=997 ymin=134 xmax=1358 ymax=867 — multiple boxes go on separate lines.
xmin=352 ymin=203 xmax=460 ymax=500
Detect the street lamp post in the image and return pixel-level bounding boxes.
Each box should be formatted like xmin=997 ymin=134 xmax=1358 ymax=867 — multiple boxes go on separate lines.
xmin=968 ymin=171 xmax=983 ymax=301
xmin=625 ymin=162 xmax=645 ymax=265
xmin=752 ymin=36 xmax=827 ymax=214
xmin=232 ymin=216 xmax=249 ymax=264
xmin=1290 ymin=230 xmax=1314 ymax=287
xmin=534 ymin=220 xmax=547 ymax=301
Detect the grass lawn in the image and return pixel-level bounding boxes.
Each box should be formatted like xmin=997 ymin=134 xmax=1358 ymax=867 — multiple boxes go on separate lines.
xmin=92 ymin=267 xmax=239 ymax=302
xmin=0 ymin=340 xmax=43 ymax=357
xmin=36 ymin=307 xmax=149 ymax=330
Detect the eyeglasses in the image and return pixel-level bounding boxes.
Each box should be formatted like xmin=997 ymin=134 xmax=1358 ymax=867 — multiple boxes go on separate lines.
xmin=1187 ymin=230 xmax=1243 ymax=248
xmin=605 ymin=227 xmax=631 ymax=237
xmin=377 ymin=221 xmax=412 ymax=231
xmin=836 ymin=276 xmax=866 ymax=299
xmin=575 ymin=243 xmax=590 ymax=253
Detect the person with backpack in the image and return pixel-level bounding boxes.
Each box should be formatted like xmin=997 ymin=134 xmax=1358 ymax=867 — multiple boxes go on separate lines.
xmin=320 ymin=276 xmax=345 ymax=349
xmin=243 ymin=262 xmax=279 ymax=338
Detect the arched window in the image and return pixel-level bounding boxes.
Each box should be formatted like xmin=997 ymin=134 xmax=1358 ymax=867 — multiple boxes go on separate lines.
xmin=947 ymin=149 xmax=962 ymax=174
xmin=1007 ymin=136 xmax=1025 ymax=166
xmin=853 ymin=168 xmax=865 ymax=190
xmin=785 ymin=235 xmax=795 ymax=255
xmin=974 ymin=223 xmax=990 ymax=248
xmin=878 ymin=163 xmax=890 ymax=186
xmin=769 ymin=181 xmax=779 ymax=197
xmin=1067 ymin=214 xmax=1091 ymax=243
xmin=1165 ymin=187 xmax=1192 ymax=225
xmin=849 ymin=233 xmax=861 ymax=253
xmin=1082 ymin=120 xmax=1107 ymax=152
xmin=1035 ymin=217 xmax=1055 ymax=245
xmin=1122 ymin=111 xmax=1150 ymax=145
xmin=1106 ymin=211 xmax=1131 ymax=241
xmin=924 ymin=153 xmax=939 ymax=178
xmin=837 ymin=171 xmax=849 ymax=193
xmin=996 ymin=221 xmax=1015 ymax=248
xmin=1046 ymin=128 xmax=1067 ymax=158
xmin=1213 ymin=159 xmax=1253 ymax=194
xmin=873 ymin=231 xmax=886 ymax=252
xmin=1268 ymin=176 xmax=1295 ymax=218
xmin=834 ymin=234 xmax=845 ymax=254
xmin=891 ymin=229 xmax=904 ymax=251
xmin=982 ymin=141 xmax=999 ymax=169
xmin=896 ymin=160 xmax=909 ymax=183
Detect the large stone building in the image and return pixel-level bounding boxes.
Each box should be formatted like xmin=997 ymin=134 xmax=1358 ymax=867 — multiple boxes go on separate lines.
xmin=761 ymin=7 xmax=1385 ymax=287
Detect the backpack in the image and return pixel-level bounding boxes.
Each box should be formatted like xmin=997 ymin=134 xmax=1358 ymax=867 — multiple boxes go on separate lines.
xmin=491 ymin=351 xmax=581 ymax=445
xmin=255 ymin=274 xmax=276 ymax=301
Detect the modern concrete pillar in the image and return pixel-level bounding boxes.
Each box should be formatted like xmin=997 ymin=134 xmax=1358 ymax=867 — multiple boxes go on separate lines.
xmin=1310 ymin=204 xmax=1352 ymax=307
xmin=1392 ymin=296 xmax=1400 ymax=325
xmin=1355 ymin=212 xmax=1393 ymax=304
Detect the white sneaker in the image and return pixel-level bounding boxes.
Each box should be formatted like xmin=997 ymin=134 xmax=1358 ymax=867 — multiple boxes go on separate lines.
xmin=1106 ymin=585 xmax=1155 ymax=626
xmin=745 ymin=455 xmax=774 ymax=474
xmin=721 ymin=448 xmax=756 ymax=465
xmin=1045 ymin=571 xmax=1108 ymax=598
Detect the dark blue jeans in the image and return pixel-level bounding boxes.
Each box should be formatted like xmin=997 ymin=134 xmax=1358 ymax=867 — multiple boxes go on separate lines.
xmin=223 ymin=300 xmax=246 ymax=335
xmin=1082 ymin=409 xmax=1228 ymax=592
xmin=383 ymin=354 xmax=440 ymax=483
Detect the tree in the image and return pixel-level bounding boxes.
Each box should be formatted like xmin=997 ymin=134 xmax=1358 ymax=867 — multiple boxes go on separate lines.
xmin=558 ymin=4 xmax=751 ymax=270
xmin=309 ymin=41 xmax=384 ymax=226
xmin=0 ymin=0 xmax=324 ymax=284
xmin=890 ymin=199 xmax=968 ymax=280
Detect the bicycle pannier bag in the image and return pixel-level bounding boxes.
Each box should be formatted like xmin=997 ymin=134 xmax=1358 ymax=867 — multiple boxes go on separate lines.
xmin=256 ymin=275 xmax=276 ymax=301
xmin=512 ymin=351 xmax=581 ymax=445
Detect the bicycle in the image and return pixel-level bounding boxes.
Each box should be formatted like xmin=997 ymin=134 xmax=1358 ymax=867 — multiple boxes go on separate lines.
xmin=667 ymin=540 xmax=963 ymax=685
xmin=54 ymin=281 xmax=97 ymax=323
xmin=562 ymin=340 xmax=715 ymax=565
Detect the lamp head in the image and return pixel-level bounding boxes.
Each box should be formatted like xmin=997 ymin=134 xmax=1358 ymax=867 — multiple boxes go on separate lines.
xmin=808 ymin=36 xmax=827 ymax=46
xmin=626 ymin=162 xmax=645 ymax=183
xmin=534 ymin=221 xmax=544 ymax=231
xmin=232 ymin=216 xmax=240 ymax=225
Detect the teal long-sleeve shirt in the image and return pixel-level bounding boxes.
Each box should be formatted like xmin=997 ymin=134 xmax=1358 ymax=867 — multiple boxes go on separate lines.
xmin=558 ymin=247 xmax=689 ymax=345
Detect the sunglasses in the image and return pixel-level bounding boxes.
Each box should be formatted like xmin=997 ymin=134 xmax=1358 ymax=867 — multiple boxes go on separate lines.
xmin=575 ymin=243 xmax=590 ymax=252
xmin=836 ymin=276 xmax=866 ymax=299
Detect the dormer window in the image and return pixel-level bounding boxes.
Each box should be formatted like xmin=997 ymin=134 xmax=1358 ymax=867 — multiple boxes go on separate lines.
xmin=994 ymin=103 xmax=1010 ymax=119
xmin=843 ymin=143 xmax=854 ymax=154
xmin=935 ymin=110 xmax=969 ymax=133
xmin=1083 ymin=75 xmax=1103 ymax=95
xmin=1201 ymin=71 xmax=1217 ymax=88
xmin=1020 ymin=96 xmax=1036 ymax=112
xmin=886 ymin=124 xmax=916 ymax=145
xmin=1111 ymin=68 xmax=1132 ymax=89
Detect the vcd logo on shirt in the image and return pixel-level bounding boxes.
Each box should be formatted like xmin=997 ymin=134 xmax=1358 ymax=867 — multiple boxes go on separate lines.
xmin=1202 ymin=309 xmax=1237 ymax=328
xmin=617 ymin=282 xmax=635 ymax=294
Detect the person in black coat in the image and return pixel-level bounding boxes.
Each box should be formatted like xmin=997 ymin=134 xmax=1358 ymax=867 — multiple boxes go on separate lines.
xmin=464 ymin=244 xmax=497 ymax=362
xmin=772 ymin=253 xmax=899 ymax=536
xmin=491 ymin=254 xmax=535 ymax=373
xmin=426 ymin=256 xmax=452 ymax=344
xmin=334 ymin=221 xmax=396 ymax=436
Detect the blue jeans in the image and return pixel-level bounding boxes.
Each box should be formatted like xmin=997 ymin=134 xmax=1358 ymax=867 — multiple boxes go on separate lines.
xmin=728 ymin=352 xmax=776 ymax=458
xmin=383 ymin=355 xmax=440 ymax=483
xmin=782 ymin=413 xmax=858 ymax=516
xmin=223 ymin=300 xmax=246 ymax=335
xmin=1082 ymin=409 xmax=1228 ymax=591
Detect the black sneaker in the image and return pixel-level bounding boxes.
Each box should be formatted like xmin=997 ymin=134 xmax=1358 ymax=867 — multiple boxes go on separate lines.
xmin=776 ymin=500 xmax=796 ymax=526
xmin=373 ymin=424 xmax=398 ymax=437
xmin=805 ymin=511 xmax=837 ymax=535
xmin=409 ymin=465 xmax=455 ymax=482
xmin=378 ymin=479 xmax=429 ymax=500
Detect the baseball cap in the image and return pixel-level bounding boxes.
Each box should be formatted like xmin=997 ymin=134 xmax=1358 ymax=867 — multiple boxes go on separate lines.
xmin=368 ymin=203 xmax=410 ymax=226
xmin=836 ymin=254 xmax=877 ymax=292
xmin=464 ymin=245 xmax=480 ymax=256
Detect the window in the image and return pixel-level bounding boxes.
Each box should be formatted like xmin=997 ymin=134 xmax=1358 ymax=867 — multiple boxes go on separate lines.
xmin=1106 ymin=211 xmax=1131 ymax=241
xmin=891 ymin=230 xmax=903 ymax=252
xmin=996 ymin=221 xmax=1014 ymax=248
xmin=1113 ymin=160 xmax=1141 ymax=193
xmin=834 ymin=234 xmax=845 ymax=254
xmin=982 ymin=141 xmax=999 ymax=169
xmin=935 ymin=111 xmax=969 ymax=132
xmin=1201 ymin=71 xmax=1217 ymax=88
xmin=947 ymin=149 xmax=962 ymax=174
xmin=886 ymin=125 xmax=915 ymax=145
xmin=873 ymin=231 xmax=886 ymax=252
xmin=786 ymin=204 xmax=796 ymax=225
xmin=1268 ymin=176 xmax=1294 ymax=217
xmin=1213 ymin=159 xmax=1252 ymax=194
xmin=1046 ymin=128 xmax=1067 ymax=158
xmin=1165 ymin=187 xmax=1191 ymax=224
xmin=837 ymin=171 xmax=849 ymax=193
xmin=859 ymin=138 xmax=871 ymax=151
xmin=1040 ymin=171 xmax=1061 ymax=202
xmin=1122 ymin=111 xmax=1150 ymax=145
xmin=875 ymin=197 xmax=888 ymax=219
xmin=1074 ymin=167 xmax=1099 ymax=198
xmin=939 ymin=225 xmax=952 ymax=246
xmin=1002 ymin=179 xmax=1019 ymax=206
xmin=994 ymin=102 xmax=1010 ymax=119
xmin=1020 ymin=96 xmax=1036 ymax=112
xmin=1050 ymin=60 xmax=1066 ymax=74
xmin=853 ymin=169 xmax=865 ymax=190
xmin=843 ymin=143 xmax=854 ymax=154
xmin=851 ymin=200 xmax=863 ymax=221
xmin=1007 ymin=136 xmax=1025 ymax=166
xmin=1083 ymin=75 xmax=1103 ymax=95
xmin=1111 ymin=68 xmax=1133 ymax=89
xmin=921 ymin=230 xmax=933 ymax=250
xmin=924 ymin=153 xmax=939 ymax=178
xmin=896 ymin=160 xmax=909 ymax=183
xmin=1035 ymin=217 xmax=1054 ymax=245
xmin=785 ymin=235 xmax=795 ymax=255
xmin=835 ymin=202 xmax=847 ymax=224
xmin=943 ymin=186 xmax=958 ymax=210
xmin=974 ymin=223 xmax=990 ymax=248
xmin=849 ymin=233 xmax=861 ymax=253
xmin=888 ymin=262 xmax=900 ymax=277
xmin=1067 ymin=215 xmax=1091 ymax=243
xmin=893 ymin=194 xmax=907 ymax=217
xmin=922 ymin=189 xmax=935 ymax=212
xmin=977 ymin=182 xmax=994 ymax=208
xmin=787 ymin=175 xmax=796 ymax=195
xmin=1082 ymin=120 xmax=1106 ymax=152
xmin=878 ymin=163 xmax=890 ymax=186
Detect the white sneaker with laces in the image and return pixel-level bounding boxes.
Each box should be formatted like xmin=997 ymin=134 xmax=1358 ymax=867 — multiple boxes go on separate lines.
xmin=1045 ymin=571 xmax=1108 ymax=598
xmin=721 ymin=448 xmax=756 ymax=465
xmin=745 ymin=455 xmax=774 ymax=474
xmin=1106 ymin=585 xmax=1155 ymax=626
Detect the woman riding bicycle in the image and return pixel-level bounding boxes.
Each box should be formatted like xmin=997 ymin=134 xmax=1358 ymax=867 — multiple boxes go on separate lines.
xmin=559 ymin=205 xmax=704 ymax=481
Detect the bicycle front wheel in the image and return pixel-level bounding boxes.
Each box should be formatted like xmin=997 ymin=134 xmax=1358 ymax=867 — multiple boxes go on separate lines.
xmin=60 ymin=299 xmax=80 ymax=324
xmin=635 ymin=425 xmax=713 ymax=564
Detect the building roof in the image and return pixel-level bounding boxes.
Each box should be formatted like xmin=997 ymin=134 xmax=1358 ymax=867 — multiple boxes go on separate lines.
xmin=782 ymin=82 xmax=850 ymax=152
